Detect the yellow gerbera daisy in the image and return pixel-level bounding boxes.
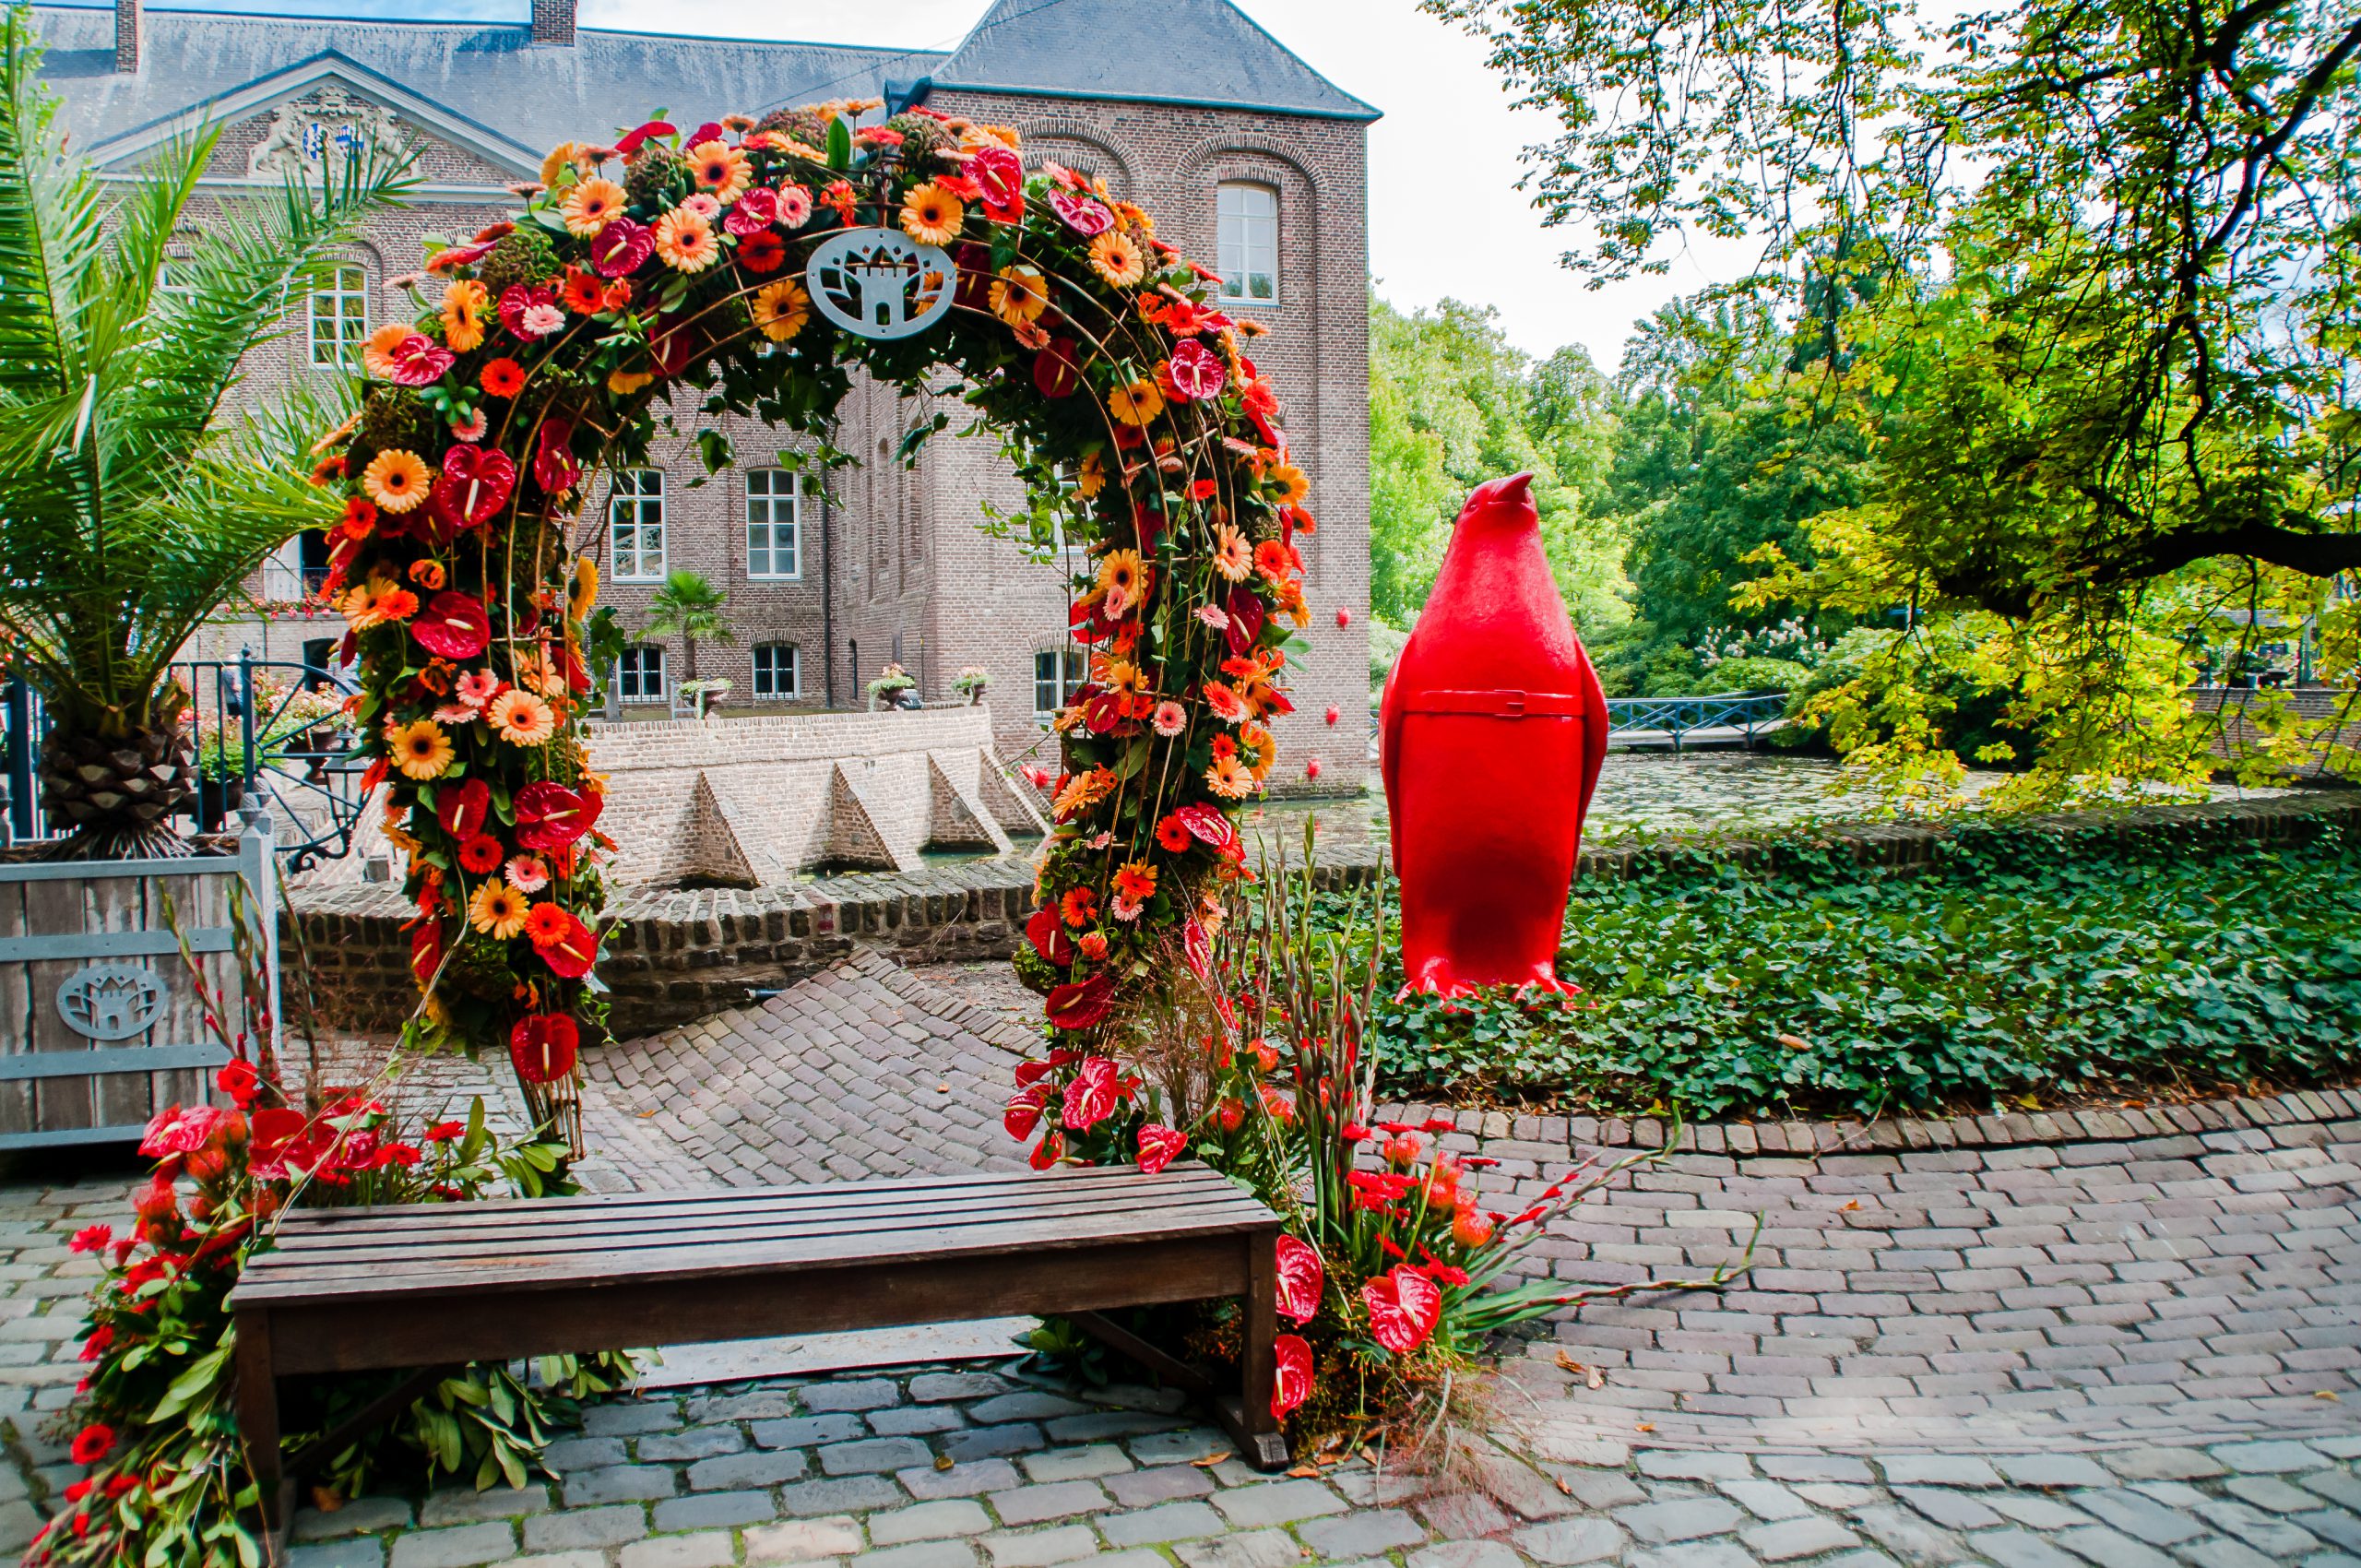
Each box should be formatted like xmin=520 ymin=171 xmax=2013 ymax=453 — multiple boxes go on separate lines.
xmin=562 ymin=177 xmax=626 ymax=237
xmin=362 ymin=448 xmax=431 ymax=514
xmin=752 ymin=279 xmax=811 ymax=343
xmin=990 ymin=264 xmax=1050 ymax=326
xmin=361 ymin=322 xmax=414 ymax=381
xmin=386 ymin=719 xmax=455 ymax=781
xmin=467 ymin=879 xmax=531 ymax=940
xmin=1109 ymin=377 xmax=1165 ymax=428
xmin=1204 ymin=754 xmax=1258 ymax=800
xmin=1087 ymin=230 xmax=1145 ymax=289
xmin=487 ymin=687 xmax=558 ymax=746
xmin=608 ymin=367 xmax=655 ymax=395
xmin=899 ymin=181 xmax=965 ymax=246
xmin=440 ymin=279 xmax=488 ymax=353
xmin=687 ymin=139 xmax=753 ymax=203
xmin=1095 ymin=549 xmax=1147 ymax=615
xmin=1269 ymin=463 xmax=1310 ymax=506
xmin=1077 ymin=450 xmax=1107 ymax=499
xmin=567 ymin=557 xmax=599 ymax=622
xmin=654 ymin=208 xmax=720 ymax=273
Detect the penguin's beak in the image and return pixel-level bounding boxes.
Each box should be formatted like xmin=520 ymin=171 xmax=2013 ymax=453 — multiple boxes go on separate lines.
xmin=1497 ymin=472 xmax=1535 ymax=505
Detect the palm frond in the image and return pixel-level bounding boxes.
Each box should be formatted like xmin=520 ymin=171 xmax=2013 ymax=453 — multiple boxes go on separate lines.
xmin=0 ymin=10 xmax=101 ymax=398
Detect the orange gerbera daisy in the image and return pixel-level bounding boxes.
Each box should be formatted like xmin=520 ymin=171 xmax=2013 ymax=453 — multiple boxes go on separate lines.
xmin=1203 ymin=681 xmax=1249 ymax=723
xmin=386 ymin=719 xmax=454 ymax=781
xmin=467 ymin=879 xmax=530 ymax=940
xmin=1112 ymin=861 xmax=1158 ymax=905
xmin=562 ymin=176 xmax=626 ymax=237
xmin=654 ymin=208 xmax=720 ymax=273
xmin=487 ymin=687 xmax=557 ymax=745
xmin=1095 ymin=550 xmax=1147 ymax=616
xmin=361 ymin=322 xmax=413 ymax=381
xmin=1205 ymin=754 xmax=1258 ymax=800
xmin=1060 ymin=885 xmax=1099 ymax=929
xmin=1087 ymin=230 xmax=1145 ymax=289
xmin=687 ymin=140 xmax=752 ymax=202
xmin=1050 ymin=766 xmax=1117 ymax=822
xmin=1240 ymin=720 xmax=1277 ymax=778
xmin=899 ymin=181 xmax=965 ymax=246
xmin=1109 ymin=377 xmax=1164 ymax=429
xmin=1255 ymin=538 xmax=1294 ymax=584
xmin=1211 ymin=523 xmax=1253 ymax=582
xmin=407 ymin=558 xmax=445 ymax=590
xmin=752 ymin=279 xmax=811 ymax=342
xmin=440 ymin=279 xmax=488 ymax=353
xmin=1077 ymin=450 xmax=1107 ymax=499
xmin=1269 ymin=463 xmax=1310 ymax=505
xmin=362 ymin=449 xmax=431 ymax=514
xmin=521 ymin=900 xmax=574 ymax=946
xmin=991 ymin=265 xmax=1050 ymax=326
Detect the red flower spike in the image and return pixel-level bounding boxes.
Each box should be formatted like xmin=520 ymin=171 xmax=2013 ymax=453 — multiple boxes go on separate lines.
xmin=1274 ymin=1234 xmax=1323 ymax=1324
xmin=1029 ymin=1130 xmax=1065 ymax=1170
xmin=1061 ymin=1055 xmax=1120 ymax=1131
xmin=411 ymin=591 xmax=492 ymax=661
xmin=1361 ymin=1264 xmax=1442 ymax=1354
xmin=508 ymin=1013 xmax=580 ymax=1084
xmin=1136 ymin=1123 xmax=1185 ymax=1174
xmin=435 ymin=777 xmax=492 ymax=841
xmin=1271 ymin=1334 xmax=1313 ymax=1420
xmin=430 ymin=445 xmax=517 ymax=534
xmin=1004 ymin=1092 xmax=1044 ymax=1141
xmin=514 ymin=780 xmax=601 ymax=850
xmin=1025 ymin=907 xmax=1076 ymax=966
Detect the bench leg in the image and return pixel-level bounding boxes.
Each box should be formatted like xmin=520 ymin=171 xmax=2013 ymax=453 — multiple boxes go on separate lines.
xmin=233 ymin=1309 xmax=294 ymax=1561
xmin=1217 ymin=1232 xmax=1289 ymax=1471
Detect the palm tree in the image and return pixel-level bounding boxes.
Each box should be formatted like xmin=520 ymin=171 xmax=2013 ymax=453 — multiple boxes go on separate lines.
xmin=0 ymin=14 xmax=409 ymax=859
xmin=640 ymin=570 xmax=733 ymax=684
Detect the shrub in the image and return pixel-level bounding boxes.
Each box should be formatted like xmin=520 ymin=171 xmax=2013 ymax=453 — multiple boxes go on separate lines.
xmin=1685 ymin=655 xmax=1810 ymax=694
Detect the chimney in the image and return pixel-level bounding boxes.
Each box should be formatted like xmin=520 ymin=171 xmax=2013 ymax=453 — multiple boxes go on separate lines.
xmin=113 ymin=0 xmax=141 ymax=73
xmin=529 ymin=0 xmax=575 ymax=46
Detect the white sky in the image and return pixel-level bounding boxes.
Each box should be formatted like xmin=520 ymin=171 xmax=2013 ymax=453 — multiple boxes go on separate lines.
xmin=162 ymin=0 xmax=1764 ymax=364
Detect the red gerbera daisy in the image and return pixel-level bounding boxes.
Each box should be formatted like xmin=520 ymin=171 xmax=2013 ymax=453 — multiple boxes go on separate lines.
xmin=737 ymin=230 xmax=787 ymax=273
xmin=456 ymin=835 xmax=504 ymax=873
xmin=480 ymin=358 xmax=526 ymax=398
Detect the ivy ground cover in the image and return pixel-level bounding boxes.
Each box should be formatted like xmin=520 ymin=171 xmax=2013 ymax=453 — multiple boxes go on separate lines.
xmin=1368 ymin=820 xmax=2361 ymax=1120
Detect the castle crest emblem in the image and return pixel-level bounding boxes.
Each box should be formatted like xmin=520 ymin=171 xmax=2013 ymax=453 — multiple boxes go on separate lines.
xmin=804 ymin=229 xmax=958 ymax=340
xmin=55 ymin=965 xmax=167 ymax=1041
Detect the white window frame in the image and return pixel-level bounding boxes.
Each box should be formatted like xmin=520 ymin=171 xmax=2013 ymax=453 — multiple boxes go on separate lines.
xmin=308 ymin=262 xmax=368 ymax=368
xmin=745 ymin=469 xmax=803 ymax=580
xmin=617 ymin=645 xmax=668 ymax=705
xmin=751 ymin=642 xmax=801 ymax=699
xmin=1034 ymin=647 xmax=1086 ymax=716
xmin=609 ymin=469 xmax=667 ymax=582
xmin=1216 ymin=183 xmax=1278 ymax=306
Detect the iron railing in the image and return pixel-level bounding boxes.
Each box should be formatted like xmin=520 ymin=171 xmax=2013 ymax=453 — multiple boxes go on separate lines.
xmin=2 ymin=653 xmax=368 ymax=874
xmin=1604 ymin=691 xmax=1791 ymax=752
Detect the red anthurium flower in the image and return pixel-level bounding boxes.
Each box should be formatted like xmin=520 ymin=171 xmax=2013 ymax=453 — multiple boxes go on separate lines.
xmin=1034 ymin=338 xmax=1083 ymax=399
xmin=508 ymin=1013 xmax=580 ymax=1084
xmin=590 ymin=216 xmax=655 ymax=278
xmin=497 ymin=283 xmax=560 ymax=339
xmin=1004 ymin=1089 xmax=1045 ymax=1141
xmin=1224 ymin=586 xmax=1265 ymax=657
xmin=613 ymin=119 xmax=676 ymax=157
xmin=1167 ymin=339 xmax=1228 ymax=401
xmin=1045 ymin=970 xmax=1116 ymax=1030
xmin=409 ymin=918 xmax=445 ymax=985
xmin=1026 ymin=907 xmax=1076 ymax=966
xmin=1274 ymin=1234 xmax=1323 ymax=1324
xmin=1272 ymin=1334 xmax=1313 ymax=1420
xmin=725 ymin=186 xmax=778 ymax=235
xmin=1361 ymin=1264 xmax=1443 ymax=1354
xmin=385 ymin=333 xmax=455 ymax=386
xmin=411 ymin=591 xmax=492 ymax=661
xmin=1172 ymin=803 xmax=1239 ymax=855
xmin=1029 ymin=1130 xmax=1065 ymax=1170
xmin=435 ymin=776 xmax=492 ymax=840
xmin=1048 ymin=187 xmax=1114 ymax=236
xmin=533 ymin=909 xmax=599 ymax=978
xmin=430 ymin=445 xmax=516 ymax=534
xmin=533 ymin=418 xmax=582 ymax=496
xmin=1061 ymin=1055 xmax=1121 ymax=1131
xmin=970 ymin=146 xmax=1024 ymax=222
xmin=1136 ymin=1123 xmax=1185 ymax=1174
xmin=514 ymin=779 xmax=600 ymax=849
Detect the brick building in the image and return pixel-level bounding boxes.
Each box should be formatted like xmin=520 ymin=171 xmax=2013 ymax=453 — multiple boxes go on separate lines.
xmin=30 ymin=0 xmax=1375 ymax=791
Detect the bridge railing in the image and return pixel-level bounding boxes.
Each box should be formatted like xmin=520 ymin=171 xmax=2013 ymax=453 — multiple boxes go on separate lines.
xmin=1605 ymin=691 xmax=1791 ymax=752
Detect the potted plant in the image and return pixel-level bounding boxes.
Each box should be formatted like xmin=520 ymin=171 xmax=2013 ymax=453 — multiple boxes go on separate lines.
xmin=866 ymin=662 xmax=918 ymax=711
xmin=676 ymin=677 xmax=731 ymax=719
xmin=952 ymin=665 xmax=990 ymax=706
xmin=639 ymin=570 xmax=733 ymax=688
xmin=187 ymin=730 xmax=246 ymax=835
xmin=0 ymin=18 xmax=407 ymax=860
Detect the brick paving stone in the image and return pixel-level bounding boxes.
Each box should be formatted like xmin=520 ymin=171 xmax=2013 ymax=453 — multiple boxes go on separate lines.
xmin=289 ymin=1545 xmax=386 ymax=1568
xmin=941 ymin=1423 xmax=1048 ymax=1462
xmin=1172 ymin=1527 xmax=1305 ymax=1568
xmin=779 ymin=1476 xmax=908 ymax=1517
xmin=1972 ymin=1527 xmax=2086 ymax=1568
xmin=868 ymin=1500 xmax=994 ymax=1544
xmin=743 ymin=1515 xmax=866 ymax=1564
xmin=805 ymin=1380 xmax=907 ymax=1413
xmin=638 ymin=1425 xmax=747 ymax=1462
xmin=851 ymin=1541 xmax=982 ymax=1568
xmin=1017 ymin=1444 xmax=1131 ymax=1482
xmin=385 ymin=1523 xmax=516 ymax=1568
xmin=621 ymin=1535 xmax=736 ymax=1568
xmin=979 ymin=1525 xmax=1098 ymax=1567
xmin=1097 ymin=1501 xmax=1228 ymax=1547
xmin=1741 ymin=1515 xmax=1859 ymax=1561
xmin=901 ymin=1459 xmax=1025 ymax=1501
xmin=523 ymin=1505 xmax=651 ymax=1552
xmin=1210 ymin=1478 xmax=1347 ymax=1526
xmin=653 ymin=1490 xmax=776 ymax=1531
xmin=1103 ymin=1465 xmax=1216 ymax=1507
xmin=1508 ymin=1517 xmax=1627 ymax=1564
xmin=989 ymin=1481 xmax=1109 ymax=1526
xmin=1617 ymin=1496 xmax=1748 ymax=1544
xmin=1405 ymin=1542 xmax=1525 ymax=1568
xmin=823 ymin=1437 xmax=938 ymax=1475
xmin=754 ymin=1415 xmax=870 ymax=1449
xmin=294 ymin=1497 xmax=415 ymax=1539
xmin=564 ymin=1465 xmax=680 ymax=1504
xmin=1994 ymin=1455 xmax=2116 ymax=1489
xmin=2225 ymin=1474 xmax=2327 ymax=1513
xmin=1881 ymin=1455 xmax=2005 ymax=1488
xmin=417 ymin=1486 xmax=551 ymax=1526
xmin=1300 ymin=1508 xmax=1430 ymax=1557
xmin=2074 ymin=1486 xmax=2210 ymax=1545
xmin=1896 ymin=1486 xmax=2005 ymax=1531
xmin=688 ymin=1447 xmax=811 ymax=1491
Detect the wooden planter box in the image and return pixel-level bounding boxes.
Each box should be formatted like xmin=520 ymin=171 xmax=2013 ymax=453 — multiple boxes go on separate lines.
xmin=0 ymin=822 xmax=276 ymax=1151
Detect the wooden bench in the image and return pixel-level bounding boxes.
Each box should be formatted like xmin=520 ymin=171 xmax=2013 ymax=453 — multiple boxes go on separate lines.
xmin=226 ymin=1164 xmax=1288 ymax=1533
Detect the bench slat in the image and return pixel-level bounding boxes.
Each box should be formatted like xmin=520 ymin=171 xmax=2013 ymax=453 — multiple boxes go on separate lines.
xmin=243 ymin=1188 xmax=1263 ymax=1276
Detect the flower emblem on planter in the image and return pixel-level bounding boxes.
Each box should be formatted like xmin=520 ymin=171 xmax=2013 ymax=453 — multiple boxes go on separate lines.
xmin=55 ymin=965 xmax=167 ymax=1041
xmin=804 ymin=229 xmax=958 ymax=339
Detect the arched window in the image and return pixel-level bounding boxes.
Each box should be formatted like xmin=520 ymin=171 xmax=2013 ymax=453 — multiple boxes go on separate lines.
xmin=1034 ymin=647 xmax=1086 ymax=716
xmin=616 ymin=644 xmax=667 ymax=705
xmin=1216 ymin=183 xmax=1278 ymax=305
xmin=752 ymin=642 xmax=800 ymax=699
xmin=308 ymin=261 xmax=368 ymax=368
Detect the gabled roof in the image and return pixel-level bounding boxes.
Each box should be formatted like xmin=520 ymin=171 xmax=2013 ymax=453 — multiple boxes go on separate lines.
xmin=922 ymin=0 xmax=1379 ymax=122
xmin=28 ymin=6 xmax=946 ymax=174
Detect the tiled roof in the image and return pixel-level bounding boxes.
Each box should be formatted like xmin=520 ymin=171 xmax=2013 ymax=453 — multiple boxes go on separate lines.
xmin=28 ymin=5 xmax=947 ymax=169
xmin=925 ymin=0 xmax=1378 ymax=121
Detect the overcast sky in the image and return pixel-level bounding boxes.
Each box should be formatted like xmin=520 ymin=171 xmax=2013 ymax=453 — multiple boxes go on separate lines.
xmin=153 ymin=0 xmax=1761 ymax=368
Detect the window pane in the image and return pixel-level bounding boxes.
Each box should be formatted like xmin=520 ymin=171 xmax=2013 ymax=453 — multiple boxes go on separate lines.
xmin=745 ymin=469 xmax=800 ymax=578
xmin=1035 ymin=650 xmax=1059 ymax=715
xmin=309 ymin=263 xmax=367 ymax=368
xmin=1216 ymin=184 xmax=1277 ymax=304
xmin=611 ymin=469 xmax=665 ymax=580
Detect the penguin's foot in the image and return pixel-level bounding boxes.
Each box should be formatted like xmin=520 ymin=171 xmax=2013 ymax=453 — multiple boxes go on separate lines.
xmin=1396 ymin=968 xmax=1582 ymax=1004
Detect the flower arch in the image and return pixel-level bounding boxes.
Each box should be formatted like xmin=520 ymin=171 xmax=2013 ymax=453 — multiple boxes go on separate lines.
xmin=325 ymin=101 xmax=1314 ymax=1144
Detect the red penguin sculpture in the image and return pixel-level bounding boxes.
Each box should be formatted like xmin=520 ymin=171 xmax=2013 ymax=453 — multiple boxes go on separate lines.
xmin=1380 ymin=473 xmax=1608 ymax=996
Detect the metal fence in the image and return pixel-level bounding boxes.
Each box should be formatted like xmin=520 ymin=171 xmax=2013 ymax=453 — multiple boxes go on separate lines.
xmin=1603 ymin=691 xmax=1792 ymax=752
xmin=1 ymin=654 xmax=369 ymax=874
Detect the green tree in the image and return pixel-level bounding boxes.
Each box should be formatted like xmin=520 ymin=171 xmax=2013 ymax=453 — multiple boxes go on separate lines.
xmin=639 ymin=569 xmax=732 ymax=683
xmin=0 ymin=12 xmax=407 ymax=858
xmin=1367 ymin=294 xmax=1626 ymax=630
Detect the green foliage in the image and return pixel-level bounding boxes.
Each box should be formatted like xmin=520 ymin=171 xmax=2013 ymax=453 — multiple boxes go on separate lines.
xmin=1358 ymin=823 xmax=2361 ymax=1121
xmin=1367 ymin=294 xmax=1626 ymax=629
xmin=1691 ymin=656 xmax=1810 ymax=695
xmin=0 ymin=14 xmax=409 ymax=743
xmin=637 ymin=568 xmax=732 ymax=683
